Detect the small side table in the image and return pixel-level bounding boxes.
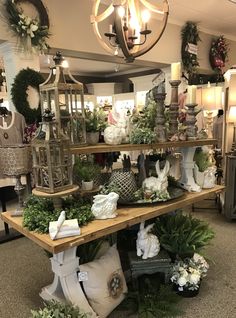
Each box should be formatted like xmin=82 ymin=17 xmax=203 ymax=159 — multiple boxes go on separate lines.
xmin=128 ymin=250 xmax=172 ymax=287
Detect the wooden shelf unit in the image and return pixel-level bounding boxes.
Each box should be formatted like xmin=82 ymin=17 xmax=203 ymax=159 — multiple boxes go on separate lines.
xmin=1 ymin=185 xmax=225 ymax=254
xmin=70 ymin=139 xmax=217 ymax=154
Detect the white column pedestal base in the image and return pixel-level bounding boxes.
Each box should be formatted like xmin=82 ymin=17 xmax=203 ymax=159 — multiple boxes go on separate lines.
xmin=178 ymin=147 xmax=201 ymax=192
xmin=40 ymin=247 xmax=97 ymax=317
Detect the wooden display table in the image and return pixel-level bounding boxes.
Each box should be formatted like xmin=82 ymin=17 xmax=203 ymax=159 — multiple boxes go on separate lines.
xmin=1 ymin=185 xmax=225 ymax=317
xmin=70 ymin=139 xmax=217 ymax=155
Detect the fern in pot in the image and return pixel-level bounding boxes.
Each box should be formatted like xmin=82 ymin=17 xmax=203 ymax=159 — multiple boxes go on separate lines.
xmin=73 ymin=158 xmax=101 ymax=191
xmin=154 ymin=212 xmax=215 ymax=261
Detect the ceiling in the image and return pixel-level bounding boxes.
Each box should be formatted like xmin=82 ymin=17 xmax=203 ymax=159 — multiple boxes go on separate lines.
xmin=28 ymin=1 xmax=236 ymax=77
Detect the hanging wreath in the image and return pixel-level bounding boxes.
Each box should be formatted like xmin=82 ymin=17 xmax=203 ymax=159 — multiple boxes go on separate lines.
xmin=11 ymin=68 xmax=44 ymax=124
xmin=181 ymin=21 xmax=201 ymax=77
xmin=3 ymin=0 xmax=50 ymax=52
xmin=209 ymin=35 xmax=229 ymax=73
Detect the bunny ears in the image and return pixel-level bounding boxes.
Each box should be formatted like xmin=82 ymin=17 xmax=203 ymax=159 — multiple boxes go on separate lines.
xmin=155 ymin=160 xmax=170 ymax=178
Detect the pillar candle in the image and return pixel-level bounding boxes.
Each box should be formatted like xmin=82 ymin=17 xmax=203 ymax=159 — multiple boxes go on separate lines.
xmin=171 ymin=62 xmax=181 ymax=81
xmin=187 ymin=85 xmax=197 ymax=104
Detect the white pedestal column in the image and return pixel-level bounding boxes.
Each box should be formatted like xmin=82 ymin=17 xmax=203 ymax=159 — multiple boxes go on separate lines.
xmin=0 ymin=42 xmax=40 ymax=111
xmin=40 ymin=247 xmax=97 ymax=317
xmin=178 ymin=147 xmax=201 ymax=192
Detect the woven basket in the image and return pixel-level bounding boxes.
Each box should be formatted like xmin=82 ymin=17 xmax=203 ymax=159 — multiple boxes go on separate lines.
xmin=109 ymin=169 xmax=137 ymax=203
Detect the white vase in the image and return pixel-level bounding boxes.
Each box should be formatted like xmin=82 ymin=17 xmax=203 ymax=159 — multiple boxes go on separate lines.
xmin=104 ymin=126 xmax=122 ymax=145
xmin=82 ymin=180 xmax=94 ymax=191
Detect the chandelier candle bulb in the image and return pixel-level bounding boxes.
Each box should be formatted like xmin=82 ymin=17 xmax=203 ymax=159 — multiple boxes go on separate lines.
xmin=171 ymin=62 xmax=181 ymax=81
xmin=109 ymin=24 xmax=113 ymax=33
xmin=187 ymin=85 xmax=197 ymax=104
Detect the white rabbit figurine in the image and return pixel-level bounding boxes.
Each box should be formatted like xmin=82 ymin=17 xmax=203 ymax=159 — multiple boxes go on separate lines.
xmin=91 ymin=192 xmax=119 ymax=219
xmin=136 ymin=222 xmax=160 ymax=259
xmin=142 ymin=160 xmax=170 ymax=194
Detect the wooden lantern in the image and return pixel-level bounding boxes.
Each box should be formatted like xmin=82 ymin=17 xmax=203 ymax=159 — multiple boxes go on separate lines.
xmin=40 ymin=51 xmax=86 ymax=145
xmin=31 ymin=109 xmax=74 ymax=194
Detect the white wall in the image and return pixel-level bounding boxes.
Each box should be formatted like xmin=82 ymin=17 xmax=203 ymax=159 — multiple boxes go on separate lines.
xmin=0 ymin=0 xmax=236 ymax=72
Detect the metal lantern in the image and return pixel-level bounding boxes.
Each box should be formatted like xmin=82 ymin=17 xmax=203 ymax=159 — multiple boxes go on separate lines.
xmin=31 ymin=109 xmax=74 ymax=194
xmin=40 ymin=51 xmax=86 ymax=145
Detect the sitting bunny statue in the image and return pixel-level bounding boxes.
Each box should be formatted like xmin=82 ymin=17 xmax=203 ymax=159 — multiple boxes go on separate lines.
xmin=92 ymin=192 xmax=119 ymax=219
xmin=142 ymin=160 xmax=170 ymax=195
xmin=136 ymin=222 xmax=160 ymax=259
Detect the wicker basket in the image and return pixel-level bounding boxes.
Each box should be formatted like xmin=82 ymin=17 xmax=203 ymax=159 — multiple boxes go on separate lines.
xmin=109 ymin=169 xmax=138 ymax=203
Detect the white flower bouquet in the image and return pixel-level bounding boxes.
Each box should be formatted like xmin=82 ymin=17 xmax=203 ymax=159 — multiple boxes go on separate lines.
xmin=170 ymin=253 xmax=209 ymax=292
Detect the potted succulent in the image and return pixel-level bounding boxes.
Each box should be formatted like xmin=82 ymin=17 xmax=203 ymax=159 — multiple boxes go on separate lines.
xmin=73 ymin=158 xmax=101 ymax=191
xmin=31 ymin=300 xmax=89 ymax=317
xmin=85 ymin=107 xmax=107 ymax=145
xmin=170 ymin=253 xmax=209 ymax=297
xmin=154 ymin=212 xmax=215 ymax=261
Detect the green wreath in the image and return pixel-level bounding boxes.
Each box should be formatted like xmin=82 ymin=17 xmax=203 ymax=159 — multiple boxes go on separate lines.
xmin=11 ymin=68 xmax=44 ymax=124
xmin=181 ymin=21 xmax=201 ymax=77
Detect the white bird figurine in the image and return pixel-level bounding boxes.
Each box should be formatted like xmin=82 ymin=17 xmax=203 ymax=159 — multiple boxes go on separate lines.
xmin=51 ymin=210 xmax=66 ymax=240
xmin=91 ymin=192 xmax=119 ymax=219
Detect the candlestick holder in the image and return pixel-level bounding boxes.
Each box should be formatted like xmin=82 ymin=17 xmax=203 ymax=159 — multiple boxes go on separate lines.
xmin=185 ymin=103 xmax=201 ymax=140
xmin=152 ymin=83 xmax=167 ymax=142
xmin=169 ymin=80 xmax=181 ymax=138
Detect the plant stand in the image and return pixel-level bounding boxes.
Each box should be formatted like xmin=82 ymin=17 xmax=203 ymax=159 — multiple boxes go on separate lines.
xmin=178 ymin=147 xmax=201 ymax=192
xmin=40 ymin=247 xmax=97 ymax=317
xmin=128 ymin=250 xmax=172 ymax=288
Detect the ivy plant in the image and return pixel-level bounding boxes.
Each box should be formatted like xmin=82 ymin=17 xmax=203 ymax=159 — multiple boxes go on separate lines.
xmin=31 ymin=300 xmax=90 ymax=318
xmin=23 ymin=195 xmax=94 ymax=233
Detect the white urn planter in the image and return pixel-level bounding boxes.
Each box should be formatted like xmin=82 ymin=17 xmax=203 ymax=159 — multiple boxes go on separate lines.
xmin=194 ymin=164 xmax=216 ymax=189
xmin=81 ymin=180 xmax=94 ymax=191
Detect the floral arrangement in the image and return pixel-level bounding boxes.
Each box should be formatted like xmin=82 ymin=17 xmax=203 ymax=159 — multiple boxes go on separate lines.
xmin=4 ymin=0 xmax=50 ymax=52
xmin=85 ymin=107 xmax=107 ymax=132
xmin=209 ymin=35 xmax=229 ymax=73
xmin=170 ymin=253 xmax=209 ymax=292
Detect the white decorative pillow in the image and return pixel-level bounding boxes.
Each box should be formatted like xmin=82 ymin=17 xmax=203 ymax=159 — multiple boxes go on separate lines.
xmin=79 ymin=245 xmax=128 ymax=318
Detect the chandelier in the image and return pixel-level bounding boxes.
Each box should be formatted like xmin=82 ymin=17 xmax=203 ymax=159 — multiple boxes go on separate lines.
xmin=91 ymin=0 xmax=169 ymax=63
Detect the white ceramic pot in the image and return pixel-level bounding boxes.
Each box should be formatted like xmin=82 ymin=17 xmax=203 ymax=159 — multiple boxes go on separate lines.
xmin=104 ymin=126 xmax=122 ymax=145
xmin=82 ymin=180 xmax=94 ymax=191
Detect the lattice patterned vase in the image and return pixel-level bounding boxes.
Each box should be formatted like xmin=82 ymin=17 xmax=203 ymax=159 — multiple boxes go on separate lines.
xmin=109 ymin=169 xmax=138 ymax=203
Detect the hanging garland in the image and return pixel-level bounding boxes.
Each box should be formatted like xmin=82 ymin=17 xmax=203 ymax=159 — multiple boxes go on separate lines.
xmin=181 ymin=21 xmax=201 ymax=77
xmin=11 ymin=68 xmax=44 ymax=124
xmin=209 ymin=35 xmax=229 ymax=74
xmin=3 ymin=0 xmax=50 ymax=52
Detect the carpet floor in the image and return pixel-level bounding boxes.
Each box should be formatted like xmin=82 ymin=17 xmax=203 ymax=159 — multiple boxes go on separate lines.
xmin=0 ymin=200 xmax=236 ymax=318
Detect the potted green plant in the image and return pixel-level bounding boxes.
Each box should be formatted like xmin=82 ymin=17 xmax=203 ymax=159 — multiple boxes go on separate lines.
xmin=193 ymin=147 xmax=216 ymax=188
xmin=154 ymin=212 xmax=215 ymax=261
xmin=30 ymin=300 xmax=89 ymax=317
xmin=73 ymin=158 xmax=101 ymax=190
xmin=85 ymin=107 xmax=107 ymax=145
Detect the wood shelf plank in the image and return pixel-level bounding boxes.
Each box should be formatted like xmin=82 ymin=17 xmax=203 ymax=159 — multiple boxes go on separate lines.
xmin=70 ymin=139 xmax=217 ymax=154
xmin=1 ymin=185 xmax=225 ymax=254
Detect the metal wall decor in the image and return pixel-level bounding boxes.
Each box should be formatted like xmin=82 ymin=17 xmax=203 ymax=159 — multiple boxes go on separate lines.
xmin=40 ymin=52 xmax=86 ymax=145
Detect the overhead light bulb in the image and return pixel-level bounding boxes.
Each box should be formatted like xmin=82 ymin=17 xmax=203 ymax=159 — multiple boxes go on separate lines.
xmin=141 ymin=10 xmax=151 ymax=23
xmin=62 ymin=60 xmax=69 ymax=68
xmin=118 ymin=6 xmax=125 ymax=18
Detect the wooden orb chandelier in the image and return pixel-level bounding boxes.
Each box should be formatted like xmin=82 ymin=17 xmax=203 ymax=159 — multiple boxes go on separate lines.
xmin=91 ymin=0 xmax=169 ymax=63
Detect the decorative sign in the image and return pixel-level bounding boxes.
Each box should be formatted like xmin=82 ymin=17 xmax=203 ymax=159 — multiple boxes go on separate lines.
xmin=186 ymin=43 xmax=198 ymax=55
